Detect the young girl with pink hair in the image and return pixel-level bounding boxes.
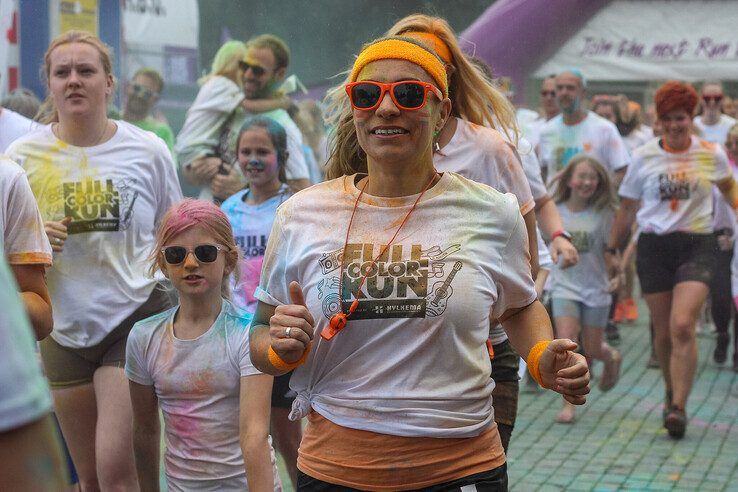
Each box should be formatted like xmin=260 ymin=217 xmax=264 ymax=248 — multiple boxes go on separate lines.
xmin=125 ymin=199 xmax=281 ymax=491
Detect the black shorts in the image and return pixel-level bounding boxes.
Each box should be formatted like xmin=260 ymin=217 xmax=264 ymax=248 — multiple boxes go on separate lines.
xmin=636 ymin=232 xmax=717 ymax=294
xmin=271 ymin=371 xmax=296 ymax=408
xmin=40 ymin=286 xmax=172 ymax=387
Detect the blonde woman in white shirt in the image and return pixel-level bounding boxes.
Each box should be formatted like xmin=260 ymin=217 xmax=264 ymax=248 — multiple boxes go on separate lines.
xmin=7 ymin=31 xmax=182 ymax=489
xmin=249 ymin=36 xmax=589 ymax=490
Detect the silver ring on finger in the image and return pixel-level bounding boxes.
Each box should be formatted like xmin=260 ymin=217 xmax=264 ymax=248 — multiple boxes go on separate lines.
xmin=54 ymin=237 xmax=62 ymax=244
xmin=285 ymin=327 xmax=292 ymax=338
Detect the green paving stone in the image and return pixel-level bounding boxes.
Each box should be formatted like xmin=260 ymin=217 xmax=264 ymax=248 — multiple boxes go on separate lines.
xmin=622 ymin=481 xmax=650 ymax=490
xmin=503 ymin=297 xmax=738 ymax=491
xmin=647 ymin=482 xmax=675 ymax=491
xmin=567 ymin=482 xmax=598 ymax=491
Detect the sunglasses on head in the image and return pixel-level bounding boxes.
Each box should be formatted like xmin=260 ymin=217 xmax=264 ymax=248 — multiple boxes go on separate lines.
xmin=703 ymin=95 xmax=723 ymax=103
xmin=239 ymin=60 xmax=266 ymax=77
xmin=540 ymin=90 xmax=556 ymax=98
xmin=130 ymin=83 xmax=155 ymax=99
xmin=161 ymin=245 xmax=225 ymax=264
xmin=345 ymin=80 xmax=443 ymax=111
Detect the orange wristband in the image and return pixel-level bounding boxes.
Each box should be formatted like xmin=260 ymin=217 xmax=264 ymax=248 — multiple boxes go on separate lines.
xmin=268 ymin=343 xmax=312 ymax=372
xmin=526 ymin=340 xmax=551 ymax=388
xmin=733 ymin=197 xmax=738 ymax=210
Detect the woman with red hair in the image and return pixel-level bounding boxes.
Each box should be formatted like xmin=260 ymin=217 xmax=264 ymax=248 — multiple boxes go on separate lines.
xmin=607 ymin=81 xmax=738 ymax=439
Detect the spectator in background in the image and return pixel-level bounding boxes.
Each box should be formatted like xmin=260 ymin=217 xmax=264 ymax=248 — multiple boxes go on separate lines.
xmin=177 ymin=38 xmax=306 ymax=203
xmin=540 ymin=75 xmax=560 ymax=122
xmin=537 ymin=69 xmax=630 ymax=186
xmin=212 ymin=34 xmax=311 ymax=201
xmin=592 ymin=95 xmax=616 ymax=124
xmin=616 ymin=99 xmax=654 ymax=153
xmin=292 ymin=99 xmax=327 ymax=183
xmin=1 ymin=87 xmax=42 ymax=119
xmin=0 ymin=253 xmax=68 ymax=491
xmin=524 ymin=75 xmax=560 ymax=148
xmin=722 ymin=95 xmax=736 ymax=120
xmin=122 ymin=67 xmax=175 ymax=152
xmin=694 ymin=81 xmax=736 ymax=144
xmin=0 ymin=100 xmax=39 ymax=153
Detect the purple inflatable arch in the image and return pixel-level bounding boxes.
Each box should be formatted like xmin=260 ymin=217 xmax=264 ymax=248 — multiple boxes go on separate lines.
xmin=461 ymin=0 xmax=611 ymax=103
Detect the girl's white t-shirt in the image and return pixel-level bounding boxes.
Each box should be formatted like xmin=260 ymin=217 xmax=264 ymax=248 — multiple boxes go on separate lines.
xmin=619 ymin=136 xmax=732 ymax=235
xmin=0 ymin=158 xmax=52 ymax=265
xmin=125 ymin=300 xmax=280 ymax=490
xmin=550 ymin=204 xmax=613 ymax=307
xmin=6 ymin=121 xmax=183 ymax=348
xmin=221 ymin=185 xmax=290 ymax=313
xmin=255 ymin=172 xmax=537 ymax=438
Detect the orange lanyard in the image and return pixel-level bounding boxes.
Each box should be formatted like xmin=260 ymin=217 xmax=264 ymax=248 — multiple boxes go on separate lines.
xmin=322 ymin=172 xmax=439 ymax=340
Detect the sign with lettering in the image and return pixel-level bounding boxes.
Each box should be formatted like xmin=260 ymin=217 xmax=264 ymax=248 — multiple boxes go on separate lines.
xmin=534 ymin=0 xmax=738 ymax=81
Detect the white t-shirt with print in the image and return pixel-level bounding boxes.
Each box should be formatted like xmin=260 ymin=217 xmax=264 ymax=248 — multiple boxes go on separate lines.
xmin=175 ymin=76 xmax=244 ymax=169
xmin=0 ymin=254 xmax=53 ymax=432
xmin=0 ymin=107 xmax=39 ymax=153
xmin=7 ymin=121 xmax=183 ymax=348
xmin=436 ymin=120 xmax=543 ymax=346
xmin=619 ymin=136 xmax=731 ymax=235
xmin=435 ymin=117 xmax=534 ymax=215
xmin=538 ymin=111 xmax=630 ymax=182
xmin=255 ymin=172 xmax=537 ymax=438
xmin=550 ymin=204 xmax=613 ymax=308
xmin=0 ymin=158 xmax=52 ymax=265
xmin=125 ymin=300 xmax=280 ymax=491
xmin=221 ymin=185 xmax=290 ymax=313
xmin=694 ymin=114 xmax=736 ymax=145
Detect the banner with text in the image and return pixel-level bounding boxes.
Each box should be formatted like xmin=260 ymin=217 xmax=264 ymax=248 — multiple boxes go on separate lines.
xmin=534 ymin=0 xmax=738 ymax=81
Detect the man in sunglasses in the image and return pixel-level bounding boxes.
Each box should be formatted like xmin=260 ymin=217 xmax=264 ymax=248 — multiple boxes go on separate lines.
xmin=694 ymin=81 xmax=736 ymax=145
xmin=522 ymin=75 xmax=559 ymax=149
xmin=212 ymin=34 xmax=311 ymax=199
xmin=123 ymin=68 xmax=175 ymax=152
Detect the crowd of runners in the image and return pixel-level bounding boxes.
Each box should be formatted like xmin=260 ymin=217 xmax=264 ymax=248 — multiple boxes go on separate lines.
xmin=2 ymin=12 xmax=738 ymax=491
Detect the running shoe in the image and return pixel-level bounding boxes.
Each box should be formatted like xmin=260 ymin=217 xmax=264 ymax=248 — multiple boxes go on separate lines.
xmin=605 ymin=322 xmax=621 ymax=344
xmin=664 ymin=406 xmax=687 ymax=439
xmin=713 ymin=333 xmax=728 ymax=364
xmin=624 ymin=298 xmax=638 ymax=322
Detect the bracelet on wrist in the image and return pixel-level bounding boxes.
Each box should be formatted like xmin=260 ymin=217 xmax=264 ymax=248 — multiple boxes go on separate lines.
xmin=551 ymin=229 xmax=572 ymax=242
xmin=268 ymin=343 xmax=311 ymax=372
xmin=526 ymin=340 xmax=551 ymax=388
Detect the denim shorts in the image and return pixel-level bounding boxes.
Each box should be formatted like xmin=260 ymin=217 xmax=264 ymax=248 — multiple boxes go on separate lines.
xmin=551 ymin=298 xmax=610 ymax=329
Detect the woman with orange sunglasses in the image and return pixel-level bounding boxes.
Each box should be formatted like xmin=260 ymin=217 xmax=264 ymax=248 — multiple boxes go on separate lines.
xmin=248 ymin=36 xmax=589 ymax=490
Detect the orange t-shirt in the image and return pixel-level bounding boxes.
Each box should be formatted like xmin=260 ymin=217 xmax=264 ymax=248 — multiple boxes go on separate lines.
xmin=297 ymin=411 xmax=505 ymax=491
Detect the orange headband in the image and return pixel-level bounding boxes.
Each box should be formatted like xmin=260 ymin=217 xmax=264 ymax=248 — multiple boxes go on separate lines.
xmin=350 ymin=37 xmax=448 ymax=98
xmin=403 ymin=31 xmax=452 ymax=65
